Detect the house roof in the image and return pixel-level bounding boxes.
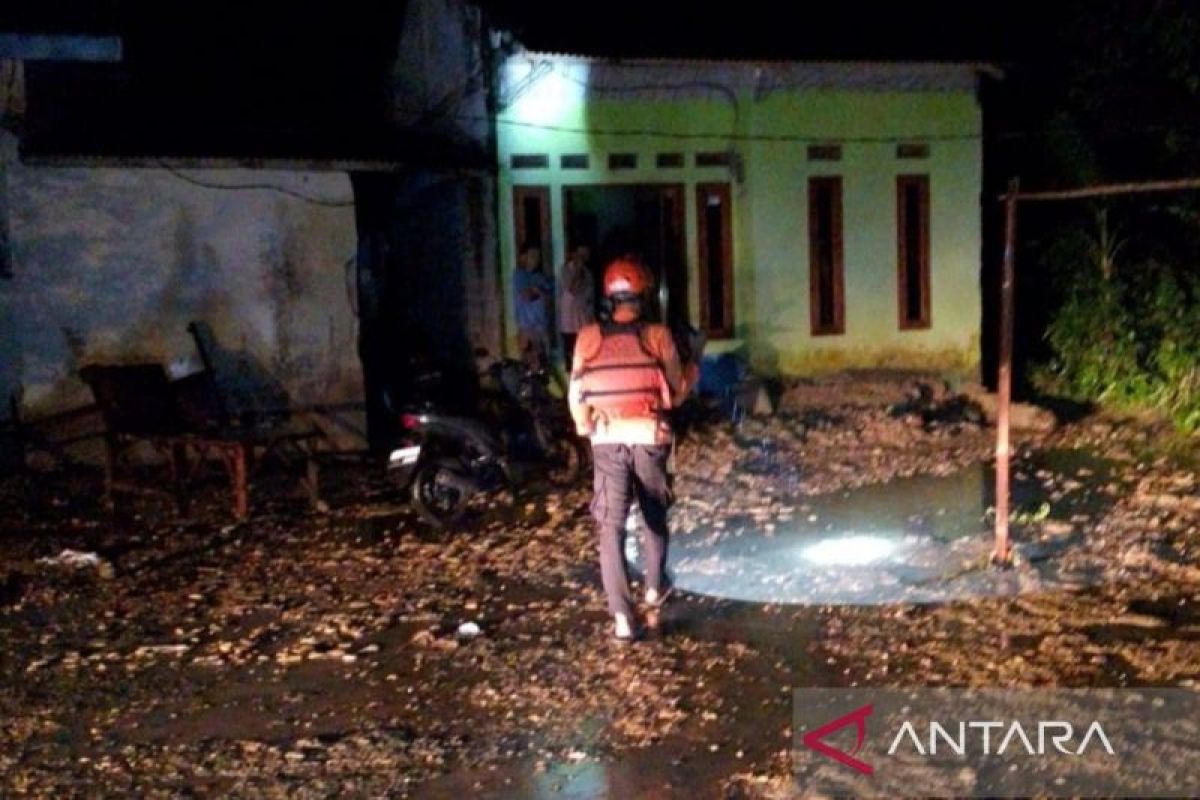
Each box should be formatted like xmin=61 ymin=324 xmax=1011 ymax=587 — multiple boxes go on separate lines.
xmin=503 ymin=52 xmax=999 ymax=102
xmin=14 ymin=127 xmax=495 ymax=174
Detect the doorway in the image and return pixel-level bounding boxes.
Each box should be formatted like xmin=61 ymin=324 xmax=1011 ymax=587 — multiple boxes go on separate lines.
xmin=562 ymin=184 xmax=687 ymax=326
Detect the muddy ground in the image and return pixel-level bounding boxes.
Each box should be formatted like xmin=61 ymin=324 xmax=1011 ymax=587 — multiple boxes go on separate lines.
xmin=1 ymin=374 xmax=1198 ymax=798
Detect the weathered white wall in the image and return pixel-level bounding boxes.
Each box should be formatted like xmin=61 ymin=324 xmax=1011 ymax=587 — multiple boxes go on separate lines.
xmin=2 ymin=142 xmax=361 ymax=418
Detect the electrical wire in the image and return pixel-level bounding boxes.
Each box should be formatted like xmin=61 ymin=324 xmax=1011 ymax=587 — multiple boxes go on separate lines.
xmin=473 ymin=114 xmax=980 ymax=143
xmin=158 ymin=163 xmax=356 ymax=207
xmin=413 ymin=59 xmax=489 ymax=128
xmin=553 ymin=67 xmax=744 ymax=162
xmin=408 ymin=55 xmax=1200 ymax=146
xmin=556 ymin=70 xmax=740 ymax=109
xmin=498 ymin=59 xmax=553 ymax=110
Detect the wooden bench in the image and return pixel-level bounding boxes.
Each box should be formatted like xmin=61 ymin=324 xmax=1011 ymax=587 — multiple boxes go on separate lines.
xmin=80 ymin=364 xmax=323 ymax=519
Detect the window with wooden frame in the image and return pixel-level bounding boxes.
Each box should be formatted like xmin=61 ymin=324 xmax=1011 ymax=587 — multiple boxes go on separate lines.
xmin=896 ymin=143 xmax=930 ymax=160
xmin=896 ymin=175 xmax=931 ymax=329
xmin=608 ymin=153 xmax=637 ymax=170
xmin=697 ymin=183 xmax=734 ymax=338
xmin=695 ymin=151 xmax=731 ymax=168
xmin=510 ymin=154 xmax=549 ymax=169
xmin=512 ymin=185 xmax=552 ymax=272
xmin=807 ymin=144 xmax=842 ymax=161
xmin=808 ymin=177 xmax=845 ymax=336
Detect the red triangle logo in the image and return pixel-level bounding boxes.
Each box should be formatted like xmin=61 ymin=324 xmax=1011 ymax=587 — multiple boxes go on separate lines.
xmin=801 ymin=703 xmax=874 ymax=775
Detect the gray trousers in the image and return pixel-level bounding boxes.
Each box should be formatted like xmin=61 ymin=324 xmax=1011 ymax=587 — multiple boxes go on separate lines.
xmin=590 ymin=443 xmax=673 ymax=618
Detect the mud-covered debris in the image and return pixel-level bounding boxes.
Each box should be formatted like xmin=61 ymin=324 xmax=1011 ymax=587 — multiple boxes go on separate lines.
xmin=0 ymin=372 xmax=1194 ymax=797
xmin=36 ymin=548 xmax=114 ymax=580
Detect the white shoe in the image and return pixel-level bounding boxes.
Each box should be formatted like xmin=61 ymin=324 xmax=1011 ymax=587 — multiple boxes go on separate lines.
xmin=614 ymin=613 xmax=635 ymax=641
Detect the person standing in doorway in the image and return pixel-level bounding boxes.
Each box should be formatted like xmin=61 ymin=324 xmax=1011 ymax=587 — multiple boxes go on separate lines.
xmin=568 ymin=257 xmax=696 ymax=642
xmin=512 ymin=244 xmax=553 ymax=372
xmin=557 ymin=244 xmax=594 ymax=370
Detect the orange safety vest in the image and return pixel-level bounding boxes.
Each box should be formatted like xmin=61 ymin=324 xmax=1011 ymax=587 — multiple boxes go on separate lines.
xmin=574 ymin=322 xmax=672 ymax=419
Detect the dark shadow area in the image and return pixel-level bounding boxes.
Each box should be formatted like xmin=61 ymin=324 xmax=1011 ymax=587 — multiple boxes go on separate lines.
xmin=1026 ymin=392 xmax=1097 ymax=425
xmin=351 ymin=171 xmax=479 ymax=453
xmin=9 ymin=5 xmax=488 ymax=168
xmin=563 ymin=184 xmax=689 ymax=328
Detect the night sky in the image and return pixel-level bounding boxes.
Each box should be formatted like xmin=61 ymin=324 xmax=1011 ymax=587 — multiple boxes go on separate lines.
xmin=480 ymin=1 xmax=1052 ymax=62
xmin=2 ymin=1 xmax=1191 ymax=180
xmin=2 ymin=1 xmax=1044 ymax=61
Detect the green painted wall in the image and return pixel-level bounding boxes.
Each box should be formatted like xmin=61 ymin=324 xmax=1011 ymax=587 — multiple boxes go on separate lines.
xmin=497 ymin=59 xmax=982 ymax=376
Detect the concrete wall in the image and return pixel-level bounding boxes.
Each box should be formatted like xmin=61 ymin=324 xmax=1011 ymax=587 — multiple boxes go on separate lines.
xmin=496 ymin=56 xmax=983 ymax=376
xmin=0 ymin=0 xmax=493 ymax=433
xmin=1 ymin=140 xmax=360 ymax=419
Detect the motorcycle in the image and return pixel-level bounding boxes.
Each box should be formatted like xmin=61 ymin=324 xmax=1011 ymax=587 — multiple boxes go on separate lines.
xmin=382 ymin=356 xmax=510 ymax=527
xmin=476 ymin=353 xmax=590 ymax=487
xmin=382 ymin=346 xmax=587 ymax=527
xmin=385 ymin=407 xmax=510 ymax=527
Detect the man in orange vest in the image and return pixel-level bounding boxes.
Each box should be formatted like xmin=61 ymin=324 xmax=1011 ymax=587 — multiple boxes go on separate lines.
xmin=568 ymin=257 xmax=696 ymax=641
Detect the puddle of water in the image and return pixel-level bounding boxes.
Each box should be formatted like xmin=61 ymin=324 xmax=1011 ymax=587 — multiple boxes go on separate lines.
xmin=414 ymin=598 xmax=813 ymax=799
xmin=419 ymin=755 xmax=697 ymax=800
xmin=421 ymin=451 xmax=1132 ymax=798
xmin=628 ymin=450 xmax=1118 ymax=606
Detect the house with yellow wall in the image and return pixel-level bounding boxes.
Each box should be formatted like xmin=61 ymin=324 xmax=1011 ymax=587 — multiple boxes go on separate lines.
xmin=497 ymin=53 xmax=989 ymax=377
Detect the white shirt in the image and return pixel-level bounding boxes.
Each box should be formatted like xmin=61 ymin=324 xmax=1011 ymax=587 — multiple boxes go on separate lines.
xmin=557 ymin=257 xmax=595 ymax=333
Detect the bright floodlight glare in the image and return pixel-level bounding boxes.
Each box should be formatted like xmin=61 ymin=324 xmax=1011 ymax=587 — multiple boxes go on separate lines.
xmin=801 ymin=534 xmax=898 ymax=566
xmin=511 ymin=59 xmax=587 ymax=124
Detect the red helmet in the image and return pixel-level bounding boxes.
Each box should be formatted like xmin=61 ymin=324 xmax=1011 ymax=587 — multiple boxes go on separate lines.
xmin=602 ymin=258 xmax=654 ymax=298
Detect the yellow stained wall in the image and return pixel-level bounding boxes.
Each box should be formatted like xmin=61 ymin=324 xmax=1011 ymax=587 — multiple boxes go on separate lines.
xmin=497 ymin=62 xmax=982 ymax=376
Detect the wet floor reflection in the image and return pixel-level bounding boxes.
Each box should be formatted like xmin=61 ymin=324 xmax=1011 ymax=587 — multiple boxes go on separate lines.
xmin=629 ymin=449 xmax=1117 ymax=605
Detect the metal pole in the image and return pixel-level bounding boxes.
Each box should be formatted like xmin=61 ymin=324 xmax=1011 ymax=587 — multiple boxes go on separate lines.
xmin=993 ymin=178 xmax=1019 ymax=566
xmin=1008 ymin=175 xmax=1200 ymax=202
